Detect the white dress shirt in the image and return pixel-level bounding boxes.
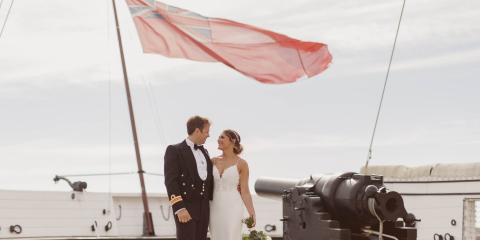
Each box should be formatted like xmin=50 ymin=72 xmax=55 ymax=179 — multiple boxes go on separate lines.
xmin=185 ymin=138 xmax=208 ymax=181
xmin=176 ymin=138 xmax=208 ymax=215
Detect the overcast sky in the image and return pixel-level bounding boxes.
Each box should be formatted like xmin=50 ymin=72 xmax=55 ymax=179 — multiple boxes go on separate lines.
xmin=0 ymin=0 xmax=479 ymax=194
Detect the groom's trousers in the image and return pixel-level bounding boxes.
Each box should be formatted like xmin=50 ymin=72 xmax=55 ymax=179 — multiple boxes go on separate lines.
xmin=174 ymin=194 xmax=210 ymax=240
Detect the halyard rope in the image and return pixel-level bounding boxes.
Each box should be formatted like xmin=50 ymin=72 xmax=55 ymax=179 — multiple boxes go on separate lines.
xmin=0 ymin=0 xmax=14 ymax=39
xmin=107 ymin=0 xmax=113 ymax=215
xmin=119 ymin=0 xmax=169 ymax=151
xmin=364 ymin=0 xmax=407 ymax=173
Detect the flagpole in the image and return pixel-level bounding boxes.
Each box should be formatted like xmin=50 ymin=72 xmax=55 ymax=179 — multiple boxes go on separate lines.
xmin=111 ymin=0 xmax=155 ymax=235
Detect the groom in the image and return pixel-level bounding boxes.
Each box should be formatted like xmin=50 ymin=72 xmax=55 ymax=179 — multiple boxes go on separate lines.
xmin=164 ymin=115 xmax=214 ymax=240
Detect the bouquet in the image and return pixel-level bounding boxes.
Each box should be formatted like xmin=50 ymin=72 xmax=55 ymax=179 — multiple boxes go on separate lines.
xmin=241 ymin=216 xmax=271 ymax=240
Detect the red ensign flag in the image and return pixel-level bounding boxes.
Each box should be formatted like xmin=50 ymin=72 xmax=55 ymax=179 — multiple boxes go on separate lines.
xmin=127 ymin=0 xmax=332 ymax=84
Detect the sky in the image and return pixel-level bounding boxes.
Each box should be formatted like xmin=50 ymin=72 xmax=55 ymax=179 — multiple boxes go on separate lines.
xmin=0 ymin=0 xmax=479 ymax=194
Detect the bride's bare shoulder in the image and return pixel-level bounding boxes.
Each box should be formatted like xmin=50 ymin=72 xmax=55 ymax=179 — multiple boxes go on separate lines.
xmin=237 ymin=158 xmax=249 ymax=169
xmin=210 ymin=156 xmax=219 ymax=163
xmin=211 ymin=156 xmax=223 ymax=163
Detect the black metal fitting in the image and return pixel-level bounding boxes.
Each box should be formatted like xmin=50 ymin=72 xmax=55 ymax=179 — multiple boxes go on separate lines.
xmin=105 ymin=221 xmax=113 ymax=231
xmin=9 ymin=225 xmax=22 ymax=234
xmin=434 ymin=233 xmax=444 ymax=240
xmin=91 ymin=221 xmax=97 ymax=231
xmin=265 ymin=224 xmax=276 ymax=232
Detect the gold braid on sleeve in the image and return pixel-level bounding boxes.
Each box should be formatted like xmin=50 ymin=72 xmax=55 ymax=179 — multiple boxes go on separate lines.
xmin=170 ymin=194 xmax=183 ymax=205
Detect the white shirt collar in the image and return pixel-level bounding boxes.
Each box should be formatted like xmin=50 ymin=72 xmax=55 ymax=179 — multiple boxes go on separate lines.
xmin=185 ymin=138 xmax=196 ymax=149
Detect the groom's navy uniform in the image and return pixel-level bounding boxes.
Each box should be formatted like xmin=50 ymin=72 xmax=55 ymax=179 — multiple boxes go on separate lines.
xmin=164 ymin=139 xmax=214 ymax=240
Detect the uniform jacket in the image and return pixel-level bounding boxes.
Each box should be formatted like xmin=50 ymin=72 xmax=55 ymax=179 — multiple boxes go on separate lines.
xmin=164 ymin=140 xmax=214 ymax=213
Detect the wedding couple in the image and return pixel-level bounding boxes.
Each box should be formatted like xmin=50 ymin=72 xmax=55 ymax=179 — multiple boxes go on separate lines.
xmin=164 ymin=115 xmax=256 ymax=240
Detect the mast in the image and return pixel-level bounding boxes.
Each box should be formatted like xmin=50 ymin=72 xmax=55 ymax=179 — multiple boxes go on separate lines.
xmin=111 ymin=0 xmax=155 ymax=235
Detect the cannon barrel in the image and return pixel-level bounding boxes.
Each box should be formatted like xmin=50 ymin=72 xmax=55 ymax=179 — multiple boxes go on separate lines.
xmin=255 ymin=172 xmax=418 ymax=240
xmin=255 ymin=172 xmax=409 ymax=222
xmin=255 ymin=174 xmax=326 ymax=200
xmin=254 ymin=177 xmax=299 ymax=201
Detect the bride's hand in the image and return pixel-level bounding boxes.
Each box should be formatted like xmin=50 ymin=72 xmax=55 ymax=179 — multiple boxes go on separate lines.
xmin=252 ymin=215 xmax=256 ymax=227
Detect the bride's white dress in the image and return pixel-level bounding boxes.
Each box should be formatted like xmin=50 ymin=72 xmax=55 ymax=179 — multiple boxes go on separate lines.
xmin=209 ymin=159 xmax=244 ymax=240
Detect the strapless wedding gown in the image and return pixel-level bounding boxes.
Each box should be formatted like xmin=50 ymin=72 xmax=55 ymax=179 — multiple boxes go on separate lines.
xmin=209 ymin=159 xmax=244 ymax=240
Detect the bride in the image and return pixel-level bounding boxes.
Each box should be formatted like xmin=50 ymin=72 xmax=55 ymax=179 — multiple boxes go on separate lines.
xmin=209 ymin=129 xmax=256 ymax=240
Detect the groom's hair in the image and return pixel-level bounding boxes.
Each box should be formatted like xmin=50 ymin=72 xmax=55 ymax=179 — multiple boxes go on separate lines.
xmin=187 ymin=115 xmax=211 ymax=135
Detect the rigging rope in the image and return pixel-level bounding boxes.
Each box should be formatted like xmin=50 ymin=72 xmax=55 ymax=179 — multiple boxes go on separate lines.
xmin=143 ymin=76 xmax=166 ymax=146
xmin=61 ymin=172 xmax=164 ymax=177
xmin=0 ymin=0 xmax=14 ymax=39
xmin=364 ymin=0 xmax=407 ymax=174
xmin=63 ymin=172 xmax=137 ymax=177
xmin=107 ymin=0 xmax=112 ymax=215
xmin=149 ymin=82 xmax=168 ymax=145
xmin=119 ymin=0 xmax=168 ymax=150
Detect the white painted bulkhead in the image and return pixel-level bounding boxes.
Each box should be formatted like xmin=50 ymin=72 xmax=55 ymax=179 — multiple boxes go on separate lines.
xmin=386 ymin=182 xmax=479 ymax=240
xmin=3 ymin=162 xmax=480 ymax=240
xmin=0 ymin=189 xmax=282 ymax=239
xmin=363 ymin=163 xmax=480 ymax=240
xmin=0 ymin=189 xmax=119 ymax=238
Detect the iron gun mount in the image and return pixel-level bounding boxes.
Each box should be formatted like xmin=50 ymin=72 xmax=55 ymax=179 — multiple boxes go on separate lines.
xmin=255 ymin=172 xmax=419 ymax=240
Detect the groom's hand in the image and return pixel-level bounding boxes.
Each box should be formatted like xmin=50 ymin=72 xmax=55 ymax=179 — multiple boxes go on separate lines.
xmin=177 ymin=209 xmax=192 ymax=223
xmin=237 ymin=184 xmax=241 ymax=194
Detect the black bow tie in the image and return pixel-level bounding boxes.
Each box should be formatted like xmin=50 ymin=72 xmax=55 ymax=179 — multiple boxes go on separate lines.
xmin=194 ymin=144 xmax=204 ymax=151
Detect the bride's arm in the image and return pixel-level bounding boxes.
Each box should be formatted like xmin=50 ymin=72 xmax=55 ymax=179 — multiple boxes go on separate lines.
xmin=239 ymin=159 xmax=256 ymax=226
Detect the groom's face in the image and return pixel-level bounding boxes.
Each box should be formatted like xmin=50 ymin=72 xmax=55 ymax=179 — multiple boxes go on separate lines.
xmin=198 ymin=124 xmax=210 ymax=144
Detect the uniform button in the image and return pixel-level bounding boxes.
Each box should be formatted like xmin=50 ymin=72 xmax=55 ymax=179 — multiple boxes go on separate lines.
xmin=201 ymin=192 xmax=203 ymax=195
xmin=192 ymin=184 xmax=194 ymax=187
xmin=203 ymin=183 xmax=205 ymax=185
xmin=183 ymin=183 xmax=185 ymax=186
xmin=184 ymin=192 xmax=186 ymax=194
xmin=181 ymin=174 xmax=184 ymax=177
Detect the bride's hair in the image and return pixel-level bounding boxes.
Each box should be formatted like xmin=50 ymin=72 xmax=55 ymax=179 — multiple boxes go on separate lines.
xmin=223 ymin=129 xmax=243 ymax=155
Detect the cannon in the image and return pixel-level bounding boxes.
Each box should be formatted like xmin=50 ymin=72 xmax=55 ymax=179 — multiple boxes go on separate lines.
xmin=255 ymin=172 xmax=419 ymax=240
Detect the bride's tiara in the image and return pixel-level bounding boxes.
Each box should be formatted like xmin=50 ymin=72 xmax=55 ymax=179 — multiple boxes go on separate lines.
xmin=231 ymin=131 xmax=240 ymax=144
